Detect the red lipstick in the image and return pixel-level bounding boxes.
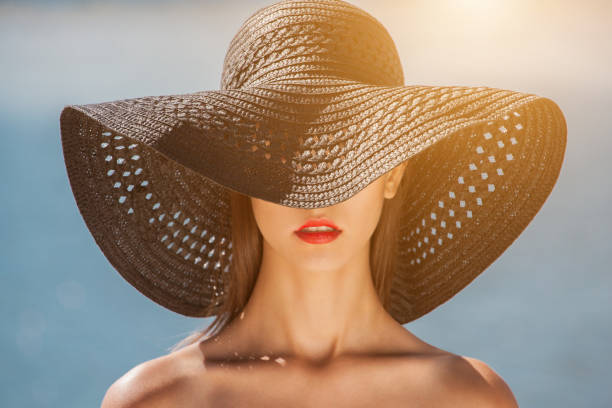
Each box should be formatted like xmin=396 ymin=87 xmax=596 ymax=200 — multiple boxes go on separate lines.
xmin=294 ymin=218 xmax=342 ymax=244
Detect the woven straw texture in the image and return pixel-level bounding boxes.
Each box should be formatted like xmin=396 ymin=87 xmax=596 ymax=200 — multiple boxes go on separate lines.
xmin=59 ymin=0 xmax=567 ymax=323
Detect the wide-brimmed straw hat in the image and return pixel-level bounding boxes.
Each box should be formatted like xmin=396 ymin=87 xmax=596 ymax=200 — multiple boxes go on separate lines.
xmin=59 ymin=0 xmax=567 ymax=323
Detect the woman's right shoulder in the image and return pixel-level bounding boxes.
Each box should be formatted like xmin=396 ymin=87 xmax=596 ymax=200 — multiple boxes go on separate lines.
xmin=101 ymin=343 xmax=209 ymax=408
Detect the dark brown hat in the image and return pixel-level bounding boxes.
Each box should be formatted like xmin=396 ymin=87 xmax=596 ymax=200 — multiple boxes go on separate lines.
xmin=59 ymin=0 xmax=567 ymax=323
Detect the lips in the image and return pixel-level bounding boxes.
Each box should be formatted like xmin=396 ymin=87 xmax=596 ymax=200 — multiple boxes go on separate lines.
xmin=294 ymin=218 xmax=342 ymax=244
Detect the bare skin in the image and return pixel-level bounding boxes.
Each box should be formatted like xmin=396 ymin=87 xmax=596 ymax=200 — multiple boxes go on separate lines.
xmin=102 ymin=161 xmax=519 ymax=407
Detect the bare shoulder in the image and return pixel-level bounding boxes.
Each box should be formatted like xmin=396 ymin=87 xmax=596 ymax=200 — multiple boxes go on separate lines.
xmin=429 ymin=353 xmax=519 ymax=407
xmin=101 ymin=343 xmax=207 ymax=408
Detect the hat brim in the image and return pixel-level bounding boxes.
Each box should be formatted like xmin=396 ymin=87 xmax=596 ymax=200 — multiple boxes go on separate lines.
xmin=59 ymin=80 xmax=567 ymax=323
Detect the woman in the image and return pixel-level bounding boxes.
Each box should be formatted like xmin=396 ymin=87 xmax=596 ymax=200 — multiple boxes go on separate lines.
xmin=59 ymin=0 xmax=566 ymax=406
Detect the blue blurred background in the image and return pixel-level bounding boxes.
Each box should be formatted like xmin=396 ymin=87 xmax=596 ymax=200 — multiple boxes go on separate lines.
xmin=1 ymin=0 xmax=610 ymax=406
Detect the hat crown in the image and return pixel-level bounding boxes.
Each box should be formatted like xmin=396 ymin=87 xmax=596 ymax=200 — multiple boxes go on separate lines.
xmin=220 ymin=0 xmax=405 ymax=89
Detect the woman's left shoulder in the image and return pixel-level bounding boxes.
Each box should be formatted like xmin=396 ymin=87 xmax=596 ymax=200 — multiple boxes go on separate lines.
xmin=426 ymin=353 xmax=519 ymax=407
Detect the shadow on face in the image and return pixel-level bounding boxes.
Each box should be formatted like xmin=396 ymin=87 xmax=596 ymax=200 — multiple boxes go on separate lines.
xmin=249 ymin=161 xmax=409 ymax=274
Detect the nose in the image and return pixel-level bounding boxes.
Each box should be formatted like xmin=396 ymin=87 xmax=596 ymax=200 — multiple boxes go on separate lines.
xmin=306 ymin=210 xmax=329 ymax=217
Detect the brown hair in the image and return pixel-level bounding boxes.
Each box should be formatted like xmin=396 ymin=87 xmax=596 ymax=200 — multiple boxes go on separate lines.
xmin=169 ymin=164 xmax=411 ymax=353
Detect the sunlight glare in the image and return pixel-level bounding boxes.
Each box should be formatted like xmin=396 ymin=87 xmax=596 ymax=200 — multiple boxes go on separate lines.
xmin=449 ymin=0 xmax=509 ymax=16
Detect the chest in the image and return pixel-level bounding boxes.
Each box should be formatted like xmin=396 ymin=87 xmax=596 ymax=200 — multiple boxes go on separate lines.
xmin=190 ymin=360 xmax=438 ymax=408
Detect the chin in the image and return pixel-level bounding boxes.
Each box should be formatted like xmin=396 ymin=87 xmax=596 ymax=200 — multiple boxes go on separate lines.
xmin=294 ymin=251 xmax=352 ymax=271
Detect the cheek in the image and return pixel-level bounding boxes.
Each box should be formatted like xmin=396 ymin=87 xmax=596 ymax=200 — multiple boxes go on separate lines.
xmin=250 ymin=199 xmax=293 ymax=245
xmin=345 ymin=191 xmax=385 ymax=244
xmin=250 ymin=201 xmax=272 ymax=236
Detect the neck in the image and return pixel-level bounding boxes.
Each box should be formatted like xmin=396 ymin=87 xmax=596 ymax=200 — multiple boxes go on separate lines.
xmin=215 ymin=238 xmax=400 ymax=364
